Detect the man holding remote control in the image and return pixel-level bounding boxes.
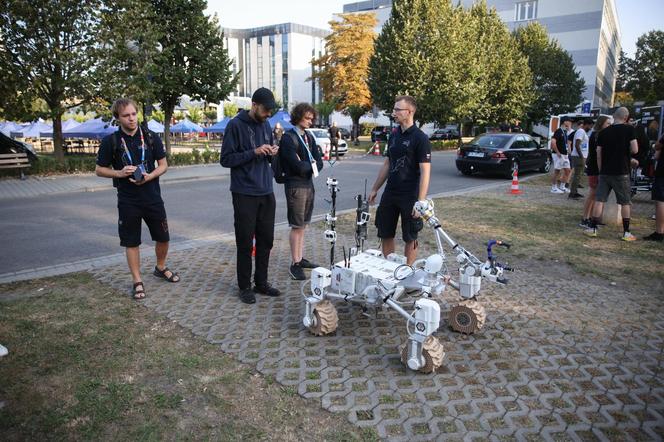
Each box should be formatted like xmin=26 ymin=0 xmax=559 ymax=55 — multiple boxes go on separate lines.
xmin=96 ymin=98 xmax=180 ymax=300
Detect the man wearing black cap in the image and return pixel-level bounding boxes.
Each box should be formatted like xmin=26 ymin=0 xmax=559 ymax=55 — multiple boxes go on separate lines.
xmin=221 ymin=88 xmax=281 ymax=304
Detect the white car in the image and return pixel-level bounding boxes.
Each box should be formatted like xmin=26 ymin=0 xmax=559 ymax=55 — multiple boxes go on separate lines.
xmin=305 ymin=128 xmax=348 ymax=156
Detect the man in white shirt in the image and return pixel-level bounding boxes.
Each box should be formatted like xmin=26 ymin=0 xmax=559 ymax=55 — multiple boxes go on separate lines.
xmin=569 ymin=118 xmax=593 ymax=199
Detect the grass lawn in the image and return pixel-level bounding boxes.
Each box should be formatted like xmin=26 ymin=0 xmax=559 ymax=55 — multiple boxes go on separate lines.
xmin=0 ymin=274 xmax=378 ymax=441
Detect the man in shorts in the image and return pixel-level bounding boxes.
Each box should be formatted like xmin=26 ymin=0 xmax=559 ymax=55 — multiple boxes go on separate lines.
xmin=368 ymin=95 xmax=431 ymax=265
xmin=550 ymin=117 xmax=572 ymax=194
xmin=644 ymin=134 xmax=664 ymax=241
xmin=96 ymin=98 xmax=180 ymax=300
xmin=584 ymin=107 xmax=639 ymax=240
xmin=278 ymin=103 xmax=324 ymax=279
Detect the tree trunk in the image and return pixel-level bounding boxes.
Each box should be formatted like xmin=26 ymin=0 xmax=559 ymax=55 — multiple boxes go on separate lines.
xmin=53 ymin=113 xmax=64 ymax=163
xmin=352 ymin=115 xmax=361 ymax=146
xmin=164 ymin=106 xmax=173 ymax=155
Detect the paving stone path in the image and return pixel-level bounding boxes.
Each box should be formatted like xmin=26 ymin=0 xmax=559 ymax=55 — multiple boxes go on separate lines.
xmin=92 ymin=192 xmax=664 ymax=441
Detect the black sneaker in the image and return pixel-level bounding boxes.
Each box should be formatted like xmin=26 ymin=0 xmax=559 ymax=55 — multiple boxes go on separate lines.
xmin=239 ymin=288 xmax=256 ymax=304
xmin=299 ymin=258 xmax=320 ymax=269
xmin=253 ymin=283 xmax=281 ymax=297
xmin=643 ymin=232 xmax=664 ymax=242
xmin=289 ymin=262 xmax=306 ymax=280
xmin=568 ymin=193 xmax=583 ymax=199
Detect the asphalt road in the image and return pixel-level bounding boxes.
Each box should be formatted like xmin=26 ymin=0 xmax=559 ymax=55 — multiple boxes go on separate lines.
xmin=0 ymin=152 xmax=513 ymax=274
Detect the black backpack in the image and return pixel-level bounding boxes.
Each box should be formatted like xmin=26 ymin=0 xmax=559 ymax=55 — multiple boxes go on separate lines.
xmin=272 ymin=131 xmax=305 ymax=184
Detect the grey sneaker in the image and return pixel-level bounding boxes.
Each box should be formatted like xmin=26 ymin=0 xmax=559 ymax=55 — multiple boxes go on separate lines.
xmin=289 ymin=262 xmax=307 ymax=280
xmin=299 ymin=258 xmax=320 ymax=269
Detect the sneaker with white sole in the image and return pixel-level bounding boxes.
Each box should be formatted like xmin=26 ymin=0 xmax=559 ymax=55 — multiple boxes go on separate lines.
xmin=551 ymin=186 xmax=564 ymax=194
xmin=621 ymin=232 xmax=637 ymax=241
xmin=584 ymin=227 xmax=598 ymax=237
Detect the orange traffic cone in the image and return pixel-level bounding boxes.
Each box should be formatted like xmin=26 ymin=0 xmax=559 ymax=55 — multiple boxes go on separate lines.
xmin=372 ymin=141 xmax=381 ymax=156
xmin=323 ymin=144 xmax=330 ymax=161
xmin=509 ymin=168 xmax=522 ymax=195
xmin=251 ymin=235 xmax=256 ymax=257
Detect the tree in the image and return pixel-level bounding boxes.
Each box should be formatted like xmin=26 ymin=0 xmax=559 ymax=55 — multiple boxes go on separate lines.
xmin=223 ymin=102 xmax=238 ymax=118
xmin=615 ymin=50 xmax=634 ymax=93
xmin=186 ymin=105 xmax=203 ymax=124
xmin=311 ymin=13 xmax=377 ymax=133
xmin=628 ymin=30 xmax=664 ymax=104
xmin=0 ymin=0 xmax=103 ymax=162
xmin=151 ymin=109 xmax=165 ymax=123
xmin=204 ymin=109 xmax=218 ymax=123
xmin=149 ymin=0 xmax=237 ymax=153
xmin=315 ymin=100 xmax=336 ymax=126
xmin=513 ymin=21 xmax=584 ymax=125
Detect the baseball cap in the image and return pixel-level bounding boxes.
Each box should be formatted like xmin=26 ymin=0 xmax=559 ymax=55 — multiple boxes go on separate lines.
xmin=251 ymin=87 xmax=277 ymax=110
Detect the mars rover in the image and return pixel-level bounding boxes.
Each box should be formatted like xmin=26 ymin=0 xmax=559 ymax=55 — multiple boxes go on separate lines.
xmin=301 ymin=178 xmax=513 ymax=373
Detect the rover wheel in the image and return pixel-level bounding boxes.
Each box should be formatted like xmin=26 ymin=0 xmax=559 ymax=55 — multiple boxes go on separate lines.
xmin=449 ymin=299 xmax=486 ymax=334
xmin=400 ymin=336 xmax=445 ymax=373
xmin=308 ymin=300 xmax=339 ymax=336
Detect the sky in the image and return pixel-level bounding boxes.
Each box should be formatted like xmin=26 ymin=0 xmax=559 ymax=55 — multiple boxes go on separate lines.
xmin=206 ymin=0 xmax=663 ymax=58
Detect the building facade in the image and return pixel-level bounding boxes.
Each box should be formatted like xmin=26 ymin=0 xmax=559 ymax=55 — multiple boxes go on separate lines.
xmin=343 ymin=0 xmax=621 ymax=110
xmin=223 ymin=23 xmax=328 ymax=110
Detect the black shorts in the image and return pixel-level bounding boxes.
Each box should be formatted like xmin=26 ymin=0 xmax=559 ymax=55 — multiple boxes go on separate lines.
xmin=653 ymin=176 xmax=664 ymax=202
xmin=118 ymin=201 xmax=170 ymax=247
xmin=285 ymin=185 xmax=315 ymax=228
xmin=375 ymin=193 xmax=423 ymax=242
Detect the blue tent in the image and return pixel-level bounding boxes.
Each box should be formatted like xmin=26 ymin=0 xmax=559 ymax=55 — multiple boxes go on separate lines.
xmin=170 ymin=119 xmax=204 ymax=133
xmin=147 ymin=119 xmax=165 ymax=133
xmin=63 ymin=118 xmax=117 ymax=139
xmin=10 ymin=121 xmax=52 ymax=138
xmin=203 ymin=117 xmax=231 ymax=133
xmin=268 ymin=110 xmax=293 ymax=130
xmin=0 ymin=122 xmax=22 ymax=137
xmin=40 ymin=119 xmax=80 ymax=137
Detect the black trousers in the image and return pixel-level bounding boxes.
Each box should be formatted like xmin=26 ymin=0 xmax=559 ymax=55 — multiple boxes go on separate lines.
xmin=232 ymin=192 xmax=276 ymax=290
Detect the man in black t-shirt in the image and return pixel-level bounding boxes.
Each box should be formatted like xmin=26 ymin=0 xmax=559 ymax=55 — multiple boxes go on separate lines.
xmin=368 ymin=96 xmax=431 ymax=264
xmin=550 ymin=117 xmax=572 ymax=193
xmin=644 ymin=134 xmax=664 ymax=241
xmin=96 ymin=98 xmax=180 ymax=300
xmin=584 ymin=107 xmax=639 ymax=241
xmin=328 ymin=121 xmax=340 ymax=160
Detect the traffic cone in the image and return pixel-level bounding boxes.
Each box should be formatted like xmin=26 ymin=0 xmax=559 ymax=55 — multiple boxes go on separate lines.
xmin=372 ymin=141 xmax=381 ymax=156
xmin=323 ymin=144 xmax=330 ymax=161
xmin=252 ymin=235 xmax=256 ymax=257
xmin=509 ymin=168 xmax=523 ymax=195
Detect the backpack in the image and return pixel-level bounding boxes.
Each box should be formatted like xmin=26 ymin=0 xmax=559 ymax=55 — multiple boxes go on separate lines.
xmin=272 ymin=131 xmax=307 ymax=184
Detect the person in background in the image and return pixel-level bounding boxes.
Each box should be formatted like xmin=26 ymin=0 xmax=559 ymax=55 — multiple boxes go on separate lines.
xmin=580 ymin=116 xmax=611 ymax=228
xmin=584 ymin=107 xmax=639 ymax=241
xmin=273 ymin=122 xmax=284 ymax=145
xmin=569 ymin=118 xmax=593 ymax=199
xmin=550 ymin=117 xmax=572 ymax=194
xmin=644 ymin=133 xmax=664 ymax=241
xmin=328 ymin=121 xmax=340 ymax=160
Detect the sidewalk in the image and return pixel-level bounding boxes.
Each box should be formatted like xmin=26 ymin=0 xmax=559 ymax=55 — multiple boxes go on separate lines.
xmin=83 ymin=182 xmax=662 ymax=441
xmin=0 ymin=164 xmax=228 ymax=201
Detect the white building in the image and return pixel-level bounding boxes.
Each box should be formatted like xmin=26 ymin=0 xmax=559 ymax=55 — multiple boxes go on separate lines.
xmin=343 ymin=0 xmax=621 ymax=111
xmin=222 ymin=23 xmax=328 ymax=111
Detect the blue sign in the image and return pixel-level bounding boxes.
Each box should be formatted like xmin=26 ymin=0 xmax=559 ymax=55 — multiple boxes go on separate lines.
xmin=582 ymin=102 xmax=591 ymax=113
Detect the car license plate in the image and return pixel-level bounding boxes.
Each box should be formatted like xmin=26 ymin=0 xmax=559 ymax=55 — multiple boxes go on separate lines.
xmin=467 ymin=152 xmax=484 ymax=158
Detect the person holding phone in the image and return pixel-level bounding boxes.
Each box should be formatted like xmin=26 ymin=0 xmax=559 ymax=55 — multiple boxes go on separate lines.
xmin=96 ymin=98 xmax=179 ymax=300
xmin=221 ymin=88 xmax=281 ymax=304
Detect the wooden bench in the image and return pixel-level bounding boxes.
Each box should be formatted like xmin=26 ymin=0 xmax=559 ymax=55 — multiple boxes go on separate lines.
xmin=0 ymin=152 xmax=31 ymax=180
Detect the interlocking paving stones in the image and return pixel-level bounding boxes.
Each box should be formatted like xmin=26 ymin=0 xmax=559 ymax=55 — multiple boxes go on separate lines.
xmin=90 ymin=195 xmax=664 ymax=441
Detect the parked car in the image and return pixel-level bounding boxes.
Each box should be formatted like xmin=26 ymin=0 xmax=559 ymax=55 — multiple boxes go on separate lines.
xmin=455 ymin=133 xmax=551 ymax=178
xmin=306 ymin=128 xmax=348 ymax=156
xmin=338 ymin=127 xmax=351 ymax=140
xmin=371 ymin=126 xmax=391 ymax=142
xmin=429 ymin=129 xmax=460 ymax=141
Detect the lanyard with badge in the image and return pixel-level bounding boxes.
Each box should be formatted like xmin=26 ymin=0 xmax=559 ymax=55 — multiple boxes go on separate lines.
xmin=293 ymin=129 xmax=319 ymax=178
xmin=121 ymin=127 xmax=147 ymax=182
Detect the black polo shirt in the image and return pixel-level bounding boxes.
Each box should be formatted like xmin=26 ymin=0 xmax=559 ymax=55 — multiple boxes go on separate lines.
xmin=552 ymin=128 xmax=568 ymax=155
xmin=384 ymin=124 xmax=431 ymax=198
xmin=97 ymin=128 xmax=166 ymax=204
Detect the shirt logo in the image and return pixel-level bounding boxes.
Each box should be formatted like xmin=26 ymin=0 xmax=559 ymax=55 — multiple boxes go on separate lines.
xmin=402 ymin=140 xmax=411 ymax=147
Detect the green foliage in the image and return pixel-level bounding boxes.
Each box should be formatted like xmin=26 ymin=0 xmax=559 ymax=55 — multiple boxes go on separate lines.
xmin=370 ymin=0 xmax=534 ymax=126
xmin=315 ymin=101 xmax=336 ymax=126
xmin=624 ymin=30 xmax=664 ymax=104
xmin=204 ymin=109 xmax=218 ymax=122
xmin=186 ymin=105 xmax=204 ymax=124
xmin=223 ymin=102 xmax=239 ymax=118
xmin=151 ymin=109 xmax=165 ymax=123
xmin=360 ymin=122 xmax=377 ymax=136
xmin=513 ymin=22 xmax=584 ymax=124
xmin=173 ymin=111 xmax=185 ymax=122
xmin=0 ymin=0 xmax=105 ymax=162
